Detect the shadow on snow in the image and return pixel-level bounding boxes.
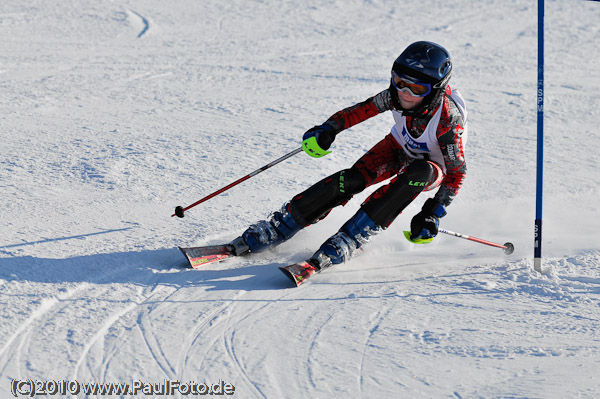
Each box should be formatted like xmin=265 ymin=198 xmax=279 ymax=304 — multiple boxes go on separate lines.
xmin=0 ymin=247 xmax=295 ymax=291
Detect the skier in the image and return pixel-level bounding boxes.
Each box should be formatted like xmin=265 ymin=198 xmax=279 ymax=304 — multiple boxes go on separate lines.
xmin=229 ymin=41 xmax=468 ymax=271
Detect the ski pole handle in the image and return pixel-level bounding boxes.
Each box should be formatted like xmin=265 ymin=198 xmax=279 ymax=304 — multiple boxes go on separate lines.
xmin=438 ymin=228 xmax=514 ymax=255
xmin=172 ymin=147 xmax=303 ymax=218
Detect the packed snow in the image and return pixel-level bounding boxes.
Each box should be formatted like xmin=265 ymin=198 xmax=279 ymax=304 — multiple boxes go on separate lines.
xmin=1 ymin=0 xmax=599 ymax=397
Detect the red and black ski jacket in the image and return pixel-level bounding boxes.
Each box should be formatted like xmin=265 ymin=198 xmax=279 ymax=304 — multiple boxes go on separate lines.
xmin=321 ymin=86 xmax=467 ymax=207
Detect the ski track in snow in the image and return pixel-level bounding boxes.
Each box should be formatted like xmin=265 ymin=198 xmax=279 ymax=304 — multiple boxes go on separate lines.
xmin=306 ymin=313 xmax=335 ymax=391
xmin=0 ymin=286 xmax=86 ymax=380
xmin=126 ymin=9 xmax=150 ymax=38
xmin=71 ymin=301 xmax=139 ymax=381
xmin=176 ymin=290 xmax=248 ymax=379
xmin=358 ymin=304 xmax=392 ymax=398
xmin=224 ymin=327 xmax=268 ymax=399
xmin=189 ymin=284 xmax=302 ymax=397
xmin=135 ymin=288 xmax=179 ymax=381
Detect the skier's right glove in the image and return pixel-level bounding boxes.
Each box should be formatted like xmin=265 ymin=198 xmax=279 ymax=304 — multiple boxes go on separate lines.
xmin=302 ymin=124 xmax=335 ymax=158
xmin=409 ymin=198 xmax=447 ymax=243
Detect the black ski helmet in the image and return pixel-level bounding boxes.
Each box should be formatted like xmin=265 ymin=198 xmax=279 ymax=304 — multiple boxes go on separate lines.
xmin=390 ymin=41 xmax=452 ymax=115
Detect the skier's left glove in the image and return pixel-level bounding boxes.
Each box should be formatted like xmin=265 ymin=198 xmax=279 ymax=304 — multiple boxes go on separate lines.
xmin=302 ymin=124 xmax=335 ymax=158
xmin=409 ymin=198 xmax=447 ymax=243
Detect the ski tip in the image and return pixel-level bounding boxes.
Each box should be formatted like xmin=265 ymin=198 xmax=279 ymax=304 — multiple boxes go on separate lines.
xmin=279 ymin=261 xmax=320 ymax=287
xmin=178 ymin=245 xmax=233 ymax=269
xmin=279 ymin=266 xmax=302 ymax=287
xmin=177 ymin=246 xmax=189 ymax=260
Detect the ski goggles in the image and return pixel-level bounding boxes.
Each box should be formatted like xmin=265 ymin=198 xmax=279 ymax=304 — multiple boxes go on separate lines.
xmin=391 ymin=72 xmax=432 ymax=97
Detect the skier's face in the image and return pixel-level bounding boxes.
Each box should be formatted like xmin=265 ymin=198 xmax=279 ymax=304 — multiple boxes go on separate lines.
xmin=397 ymin=89 xmax=425 ymax=110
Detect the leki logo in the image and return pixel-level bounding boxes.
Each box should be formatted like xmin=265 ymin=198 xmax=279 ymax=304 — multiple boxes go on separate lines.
xmin=409 ymin=180 xmax=427 ymax=187
xmin=339 ymin=170 xmax=346 ymax=193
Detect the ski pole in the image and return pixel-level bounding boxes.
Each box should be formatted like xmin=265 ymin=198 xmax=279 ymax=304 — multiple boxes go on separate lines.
xmin=172 ymin=147 xmax=303 ymax=218
xmin=439 ymin=228 xmax=514 ymax=255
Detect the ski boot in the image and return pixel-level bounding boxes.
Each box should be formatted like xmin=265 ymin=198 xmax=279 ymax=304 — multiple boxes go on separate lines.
xmin=309 ymin=209 xmax=382 ymax=268
xmin=229 ymin=202 xmax=303 ymax=255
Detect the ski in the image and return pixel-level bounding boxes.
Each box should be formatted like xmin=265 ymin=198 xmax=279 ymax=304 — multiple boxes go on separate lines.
xmin=179 ymin=243 xmax=326 ymax=287
xmin=279 ymin=261 xmax=321 ymax=287
xmin=179 ymin=244 xmax=234 ymax=269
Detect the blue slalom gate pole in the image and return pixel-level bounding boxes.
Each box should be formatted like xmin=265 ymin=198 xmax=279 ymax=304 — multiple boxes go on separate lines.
xmin=534 ymin=0 xmax=544 ymax=272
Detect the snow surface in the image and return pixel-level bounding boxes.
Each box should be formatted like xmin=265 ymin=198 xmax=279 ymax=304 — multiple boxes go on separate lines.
xmin=1 ymin=0 xmax=600 ymax=397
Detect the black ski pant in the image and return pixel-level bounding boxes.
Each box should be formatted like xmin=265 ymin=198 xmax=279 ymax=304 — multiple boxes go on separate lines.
xmin=289 ymin=133 xmax=442 ymax=229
